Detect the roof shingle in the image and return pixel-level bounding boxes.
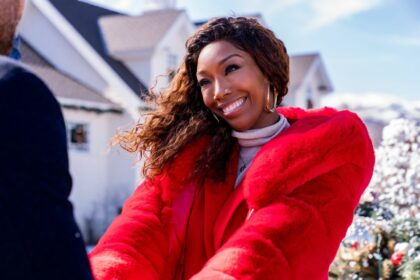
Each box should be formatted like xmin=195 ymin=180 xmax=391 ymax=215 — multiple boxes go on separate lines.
xmin=99 ymin=9 xmax=182 ymax=54
xmin=20 ymin=40 xmax=122 ymax=112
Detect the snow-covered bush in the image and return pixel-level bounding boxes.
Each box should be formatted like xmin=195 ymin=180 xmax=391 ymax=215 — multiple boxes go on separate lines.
xmin=361 ymin=118 xmax=420 ymax=219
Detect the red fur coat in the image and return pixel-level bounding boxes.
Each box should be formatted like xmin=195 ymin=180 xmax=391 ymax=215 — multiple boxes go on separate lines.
xmin=89 ymin=107 xmax=375 ymax=279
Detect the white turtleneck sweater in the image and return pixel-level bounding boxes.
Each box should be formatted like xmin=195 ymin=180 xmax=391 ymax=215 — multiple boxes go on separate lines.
xmin=232 ymin=114 xmax=290 ymax=188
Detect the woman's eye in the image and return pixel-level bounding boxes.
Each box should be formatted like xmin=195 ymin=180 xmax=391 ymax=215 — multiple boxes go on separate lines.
xmin=225 ymin=64 xmax=239 ymax=74
xmin=198 ymin=79 xmax=210 ymax=87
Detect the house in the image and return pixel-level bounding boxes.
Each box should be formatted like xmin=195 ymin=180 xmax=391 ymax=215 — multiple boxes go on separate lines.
xmin=286 ymin=53 xmax=333 ymax=108
xmin=17 ymin=0 xmax=333 ymax=242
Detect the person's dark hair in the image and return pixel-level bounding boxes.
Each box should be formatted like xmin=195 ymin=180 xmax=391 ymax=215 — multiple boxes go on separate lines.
xmin=116 ymin=16 xmax=289 ymax=182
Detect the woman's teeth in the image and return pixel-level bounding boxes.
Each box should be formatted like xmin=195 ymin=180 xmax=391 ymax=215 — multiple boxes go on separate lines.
xmin=223 ymin=98 xmax=245 ymax=114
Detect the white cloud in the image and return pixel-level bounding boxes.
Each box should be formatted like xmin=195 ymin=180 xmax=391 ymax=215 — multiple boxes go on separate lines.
xmin=304 ymin=0 xmax=384 ymax=31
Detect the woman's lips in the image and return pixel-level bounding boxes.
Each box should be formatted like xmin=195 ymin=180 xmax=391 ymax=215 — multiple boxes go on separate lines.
xmin=220 ymin=97 xmax=246 ymax=115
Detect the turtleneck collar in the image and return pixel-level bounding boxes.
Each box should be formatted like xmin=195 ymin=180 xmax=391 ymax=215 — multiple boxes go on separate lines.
xmin=232 ymin=114 xmax=290 ymax=147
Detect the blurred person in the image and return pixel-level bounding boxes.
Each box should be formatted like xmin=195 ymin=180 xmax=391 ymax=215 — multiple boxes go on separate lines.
xmin=90 ymin=17 xmax=375 ymax=279
xmin=0 ymin=0 xmax=93 ymax=279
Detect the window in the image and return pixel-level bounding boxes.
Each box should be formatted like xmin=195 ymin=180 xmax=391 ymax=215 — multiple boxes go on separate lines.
xmin=67 ymin=123 xmax=89 ymax=151
xmin=307 ymin=98 xmax=314 ymax=109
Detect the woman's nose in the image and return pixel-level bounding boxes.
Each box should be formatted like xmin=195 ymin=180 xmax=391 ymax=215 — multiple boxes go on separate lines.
xmin=214 ymin=80 xmax=231 ymax=101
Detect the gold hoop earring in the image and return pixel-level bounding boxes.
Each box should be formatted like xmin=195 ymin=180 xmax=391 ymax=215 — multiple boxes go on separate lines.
xmin=265 ymin=85 xmax=278 ymax=113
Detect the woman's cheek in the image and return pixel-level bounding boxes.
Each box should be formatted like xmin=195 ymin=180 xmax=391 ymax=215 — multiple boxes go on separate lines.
xmin=202 ymin=92 xmax=214 ymax=110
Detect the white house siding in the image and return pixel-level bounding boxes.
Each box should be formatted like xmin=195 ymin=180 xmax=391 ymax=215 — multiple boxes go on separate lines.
xmin=289 ymin=74 xmax=324 ymax=109
xmin=125 ymin=58 xmax=152 ymax=90
xmin=150 ymin=13 xmax=195 ymax=90
xmin=306 ymin=78 xmax=322 ymax=108
xmin=63 ymin=108 xmax=138 ymax=243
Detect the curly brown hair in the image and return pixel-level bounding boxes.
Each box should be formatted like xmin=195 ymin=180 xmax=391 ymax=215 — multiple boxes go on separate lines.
xmin=116 ymin=17 xmax=289 ymax=182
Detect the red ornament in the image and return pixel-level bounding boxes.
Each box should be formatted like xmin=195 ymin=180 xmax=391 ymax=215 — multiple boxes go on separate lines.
xmin=351 ymin=240 xmax=359 ymax=250
xmin=391 ymin=251 xmax=404 ymax=266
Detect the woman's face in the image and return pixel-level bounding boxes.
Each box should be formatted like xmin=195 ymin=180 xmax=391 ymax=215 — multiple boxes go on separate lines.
xmin=196 ymin=40 xmax=278 ymax=131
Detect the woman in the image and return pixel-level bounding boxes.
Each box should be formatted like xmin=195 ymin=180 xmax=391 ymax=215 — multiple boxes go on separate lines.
xmin=89 ymin=17 xmax=374 ymax=279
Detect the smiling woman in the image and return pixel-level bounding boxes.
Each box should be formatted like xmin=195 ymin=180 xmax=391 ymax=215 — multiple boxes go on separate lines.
xmin=89 ymin=17 xmax=375 ymax=280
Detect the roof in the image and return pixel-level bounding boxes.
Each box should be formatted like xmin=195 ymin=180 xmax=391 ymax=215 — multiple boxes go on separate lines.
xmin=20 ymin=39 xmax=122 ymax=113
xmin=99 ymin=9 xmax=183 ymax=54
xmin=289 ymin=53 xmax=318 ymax=93
xmin=48 ymin=0 xmax=147 ymax=98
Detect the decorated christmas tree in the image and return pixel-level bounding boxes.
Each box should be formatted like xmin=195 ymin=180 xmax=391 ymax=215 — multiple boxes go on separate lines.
xmin=329 ymin=119 xmax=420 ymax=279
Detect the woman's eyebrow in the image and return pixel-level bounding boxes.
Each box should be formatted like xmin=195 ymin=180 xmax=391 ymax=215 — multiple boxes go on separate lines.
xmin=219 ymin=53 xmax=242 ymax=65
xmin=197 ymin=54 xmax=242 ymax=76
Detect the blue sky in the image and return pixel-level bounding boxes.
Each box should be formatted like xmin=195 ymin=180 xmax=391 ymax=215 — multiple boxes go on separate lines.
xmin=85 ymin=0 xmax=420 ymax=101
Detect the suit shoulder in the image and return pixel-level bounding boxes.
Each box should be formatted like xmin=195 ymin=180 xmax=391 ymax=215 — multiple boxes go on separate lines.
xmin=0 ymin=56 xmax=31 ymax=78
xmin=0 ymin=62 xmax=59 ymax=107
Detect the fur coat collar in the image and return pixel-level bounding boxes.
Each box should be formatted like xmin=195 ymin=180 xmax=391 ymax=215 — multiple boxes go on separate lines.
xmin=158 ymin=106 xmax=373 ymax=210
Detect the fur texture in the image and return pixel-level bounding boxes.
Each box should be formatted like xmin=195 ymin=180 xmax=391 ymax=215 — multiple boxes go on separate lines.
xmin=89 ymin=107 xmax=374 ymax=279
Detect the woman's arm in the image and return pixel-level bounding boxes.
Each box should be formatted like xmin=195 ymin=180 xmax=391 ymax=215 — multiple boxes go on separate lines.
xmin=89 ymin=137 xmax=210 ymax=280
xmin=89 ymin=180 xmax=169 ymax=280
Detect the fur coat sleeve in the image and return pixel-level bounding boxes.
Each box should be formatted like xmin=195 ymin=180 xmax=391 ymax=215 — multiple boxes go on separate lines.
xmin=89 ymin=137 xmax=209 ymax=280
xmin=89 ymin=179 xmax=166 ymax=280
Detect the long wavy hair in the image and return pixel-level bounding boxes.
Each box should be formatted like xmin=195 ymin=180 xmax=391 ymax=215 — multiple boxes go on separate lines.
xmin=116 ymin=17 xmax=289 ymax=182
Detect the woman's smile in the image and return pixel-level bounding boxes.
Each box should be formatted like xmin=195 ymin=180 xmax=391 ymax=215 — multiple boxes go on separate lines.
xmin=218 ymin=97 xmax=247 ymax=116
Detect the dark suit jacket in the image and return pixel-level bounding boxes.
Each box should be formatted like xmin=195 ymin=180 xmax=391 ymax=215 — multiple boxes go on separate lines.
xmin=0 ymin=56 xmax=93 ymax=280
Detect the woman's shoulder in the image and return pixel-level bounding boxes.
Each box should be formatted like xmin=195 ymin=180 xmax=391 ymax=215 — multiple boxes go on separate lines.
xmin=243 ymin=106 xmax=375 ymax=209
xmin=279 ymin=106 xmax=364 ymax=129
xmin=276 ymin=106 xmax=371 ymax=148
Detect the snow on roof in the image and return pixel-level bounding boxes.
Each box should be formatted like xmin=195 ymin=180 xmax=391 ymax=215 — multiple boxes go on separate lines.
xmin=99 ymin=9 xmax=182 ymax=54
